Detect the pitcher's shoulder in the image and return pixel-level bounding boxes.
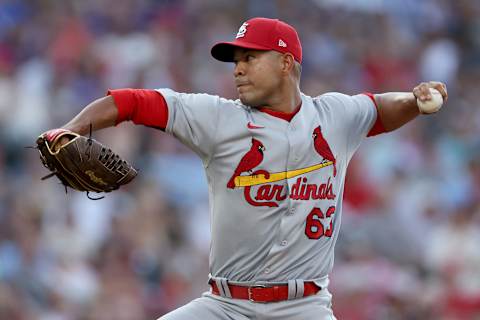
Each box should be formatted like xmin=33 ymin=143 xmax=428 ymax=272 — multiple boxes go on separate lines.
xmin=156 ymin=89 xmax=246 ymax=111
xmin=311 ymin=92 xmax=360 ymax=111
xmin=312 ymin=92 xmax=351 ymax=103
xmin=220 ymin=97 xmax=249 ymax=110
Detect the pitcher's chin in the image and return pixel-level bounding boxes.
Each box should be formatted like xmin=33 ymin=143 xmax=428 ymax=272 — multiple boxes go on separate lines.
xmin=238 ymin=95 xmax=262 ymax=109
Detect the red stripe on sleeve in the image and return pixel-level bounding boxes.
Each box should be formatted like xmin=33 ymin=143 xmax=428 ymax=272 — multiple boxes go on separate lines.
xmin=107 ymin=89 xmax=169 ymax=130
xmin=363 ymin=92 xmax=386 ymax=137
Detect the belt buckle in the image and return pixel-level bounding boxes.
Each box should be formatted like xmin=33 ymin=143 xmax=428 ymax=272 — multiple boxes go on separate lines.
xmin=248 ymin=284 xmax=267 ymax=303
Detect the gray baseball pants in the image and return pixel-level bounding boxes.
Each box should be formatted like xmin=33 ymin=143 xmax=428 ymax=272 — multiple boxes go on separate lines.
xmin=158 ymin=289 xmax=336 ymax=320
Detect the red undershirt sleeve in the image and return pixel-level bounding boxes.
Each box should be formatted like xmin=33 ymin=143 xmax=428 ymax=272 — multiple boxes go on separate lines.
xmin=363 ymin=92 xmax=386 ymax=137
xmin=107 ymin=89 xmax=169 ymax=131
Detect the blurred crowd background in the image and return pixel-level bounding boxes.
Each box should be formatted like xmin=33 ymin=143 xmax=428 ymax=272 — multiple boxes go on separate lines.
xmin=1 ymin=0 xmax=480 ymax=319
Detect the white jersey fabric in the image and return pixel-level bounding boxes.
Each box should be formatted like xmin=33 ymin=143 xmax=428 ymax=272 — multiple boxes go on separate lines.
xmin=159 ymin=88 xmax=376 ymax=286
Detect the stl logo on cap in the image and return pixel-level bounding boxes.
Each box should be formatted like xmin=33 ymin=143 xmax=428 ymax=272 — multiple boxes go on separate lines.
xmin=236 ymin=22 xmax=248 ymax=38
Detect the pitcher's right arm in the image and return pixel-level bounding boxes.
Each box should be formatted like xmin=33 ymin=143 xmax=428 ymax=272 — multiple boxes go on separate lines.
xmin=62 ymin=89 xmax=168 ymax=135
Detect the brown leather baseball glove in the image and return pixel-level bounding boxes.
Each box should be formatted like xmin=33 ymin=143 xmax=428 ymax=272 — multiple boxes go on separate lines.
xmin=36 ymin=128 xmax=137 ymax=199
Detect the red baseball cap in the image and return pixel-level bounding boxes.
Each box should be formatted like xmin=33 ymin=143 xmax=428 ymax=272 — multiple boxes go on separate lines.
xmin=211 ymin=17 xmax=302 ymax=64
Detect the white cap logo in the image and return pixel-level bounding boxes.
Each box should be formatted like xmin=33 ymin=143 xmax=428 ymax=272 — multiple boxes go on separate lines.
xmin=278 ymin=39 xmax=287 ymax=47
xmin=236 ymin=22 xmax=249 ymax=38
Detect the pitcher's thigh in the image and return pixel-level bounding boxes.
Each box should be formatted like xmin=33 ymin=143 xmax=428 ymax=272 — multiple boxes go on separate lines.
xmin=294 ymin=303 xmax=336 ymax=320
xmin=266 ymin=294 xmax=337 ymax=320
xmin=158 ymin=295 xmax=252 ymax=320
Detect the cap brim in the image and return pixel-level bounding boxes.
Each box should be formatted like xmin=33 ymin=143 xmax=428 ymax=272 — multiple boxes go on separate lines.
xmin=211 ymin=41 xmax=271 ymax=62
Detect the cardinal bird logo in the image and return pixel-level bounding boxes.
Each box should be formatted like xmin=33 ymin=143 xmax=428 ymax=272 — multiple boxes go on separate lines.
xmin=313 ymin=126 xmax=337 ymax=177
xmin=227 ymin=138 xmax=265 ymax=189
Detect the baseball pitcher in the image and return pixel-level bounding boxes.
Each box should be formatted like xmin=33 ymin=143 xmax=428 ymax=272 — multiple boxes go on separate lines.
xmin=38 ymin=17 xmax=448 ymax=320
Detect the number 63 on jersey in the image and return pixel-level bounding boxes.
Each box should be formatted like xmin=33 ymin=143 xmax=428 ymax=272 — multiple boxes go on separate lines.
xmin=305 ymin=206 xmax=336 ymax=239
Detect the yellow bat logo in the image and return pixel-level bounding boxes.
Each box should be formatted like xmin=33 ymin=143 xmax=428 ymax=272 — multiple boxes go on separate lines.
xmin=234 ymin=161 xmax=334 ymax=187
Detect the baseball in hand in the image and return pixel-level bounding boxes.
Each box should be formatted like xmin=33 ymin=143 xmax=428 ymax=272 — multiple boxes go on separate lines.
xmin=417 ymin=88 xmax=443 ymax=114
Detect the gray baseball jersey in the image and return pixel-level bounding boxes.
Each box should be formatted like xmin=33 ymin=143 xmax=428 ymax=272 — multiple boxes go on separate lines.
xmin=158 ymin=88 xmax=376 ymax=286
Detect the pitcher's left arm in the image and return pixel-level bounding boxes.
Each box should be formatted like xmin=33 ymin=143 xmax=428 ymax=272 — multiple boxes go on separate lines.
xmin=374 ymin=81 xmax=448 ymax=132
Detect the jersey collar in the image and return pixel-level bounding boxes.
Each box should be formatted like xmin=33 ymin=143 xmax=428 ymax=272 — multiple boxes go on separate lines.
xmin=257 ymin=102 xmax=302 ymax=122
